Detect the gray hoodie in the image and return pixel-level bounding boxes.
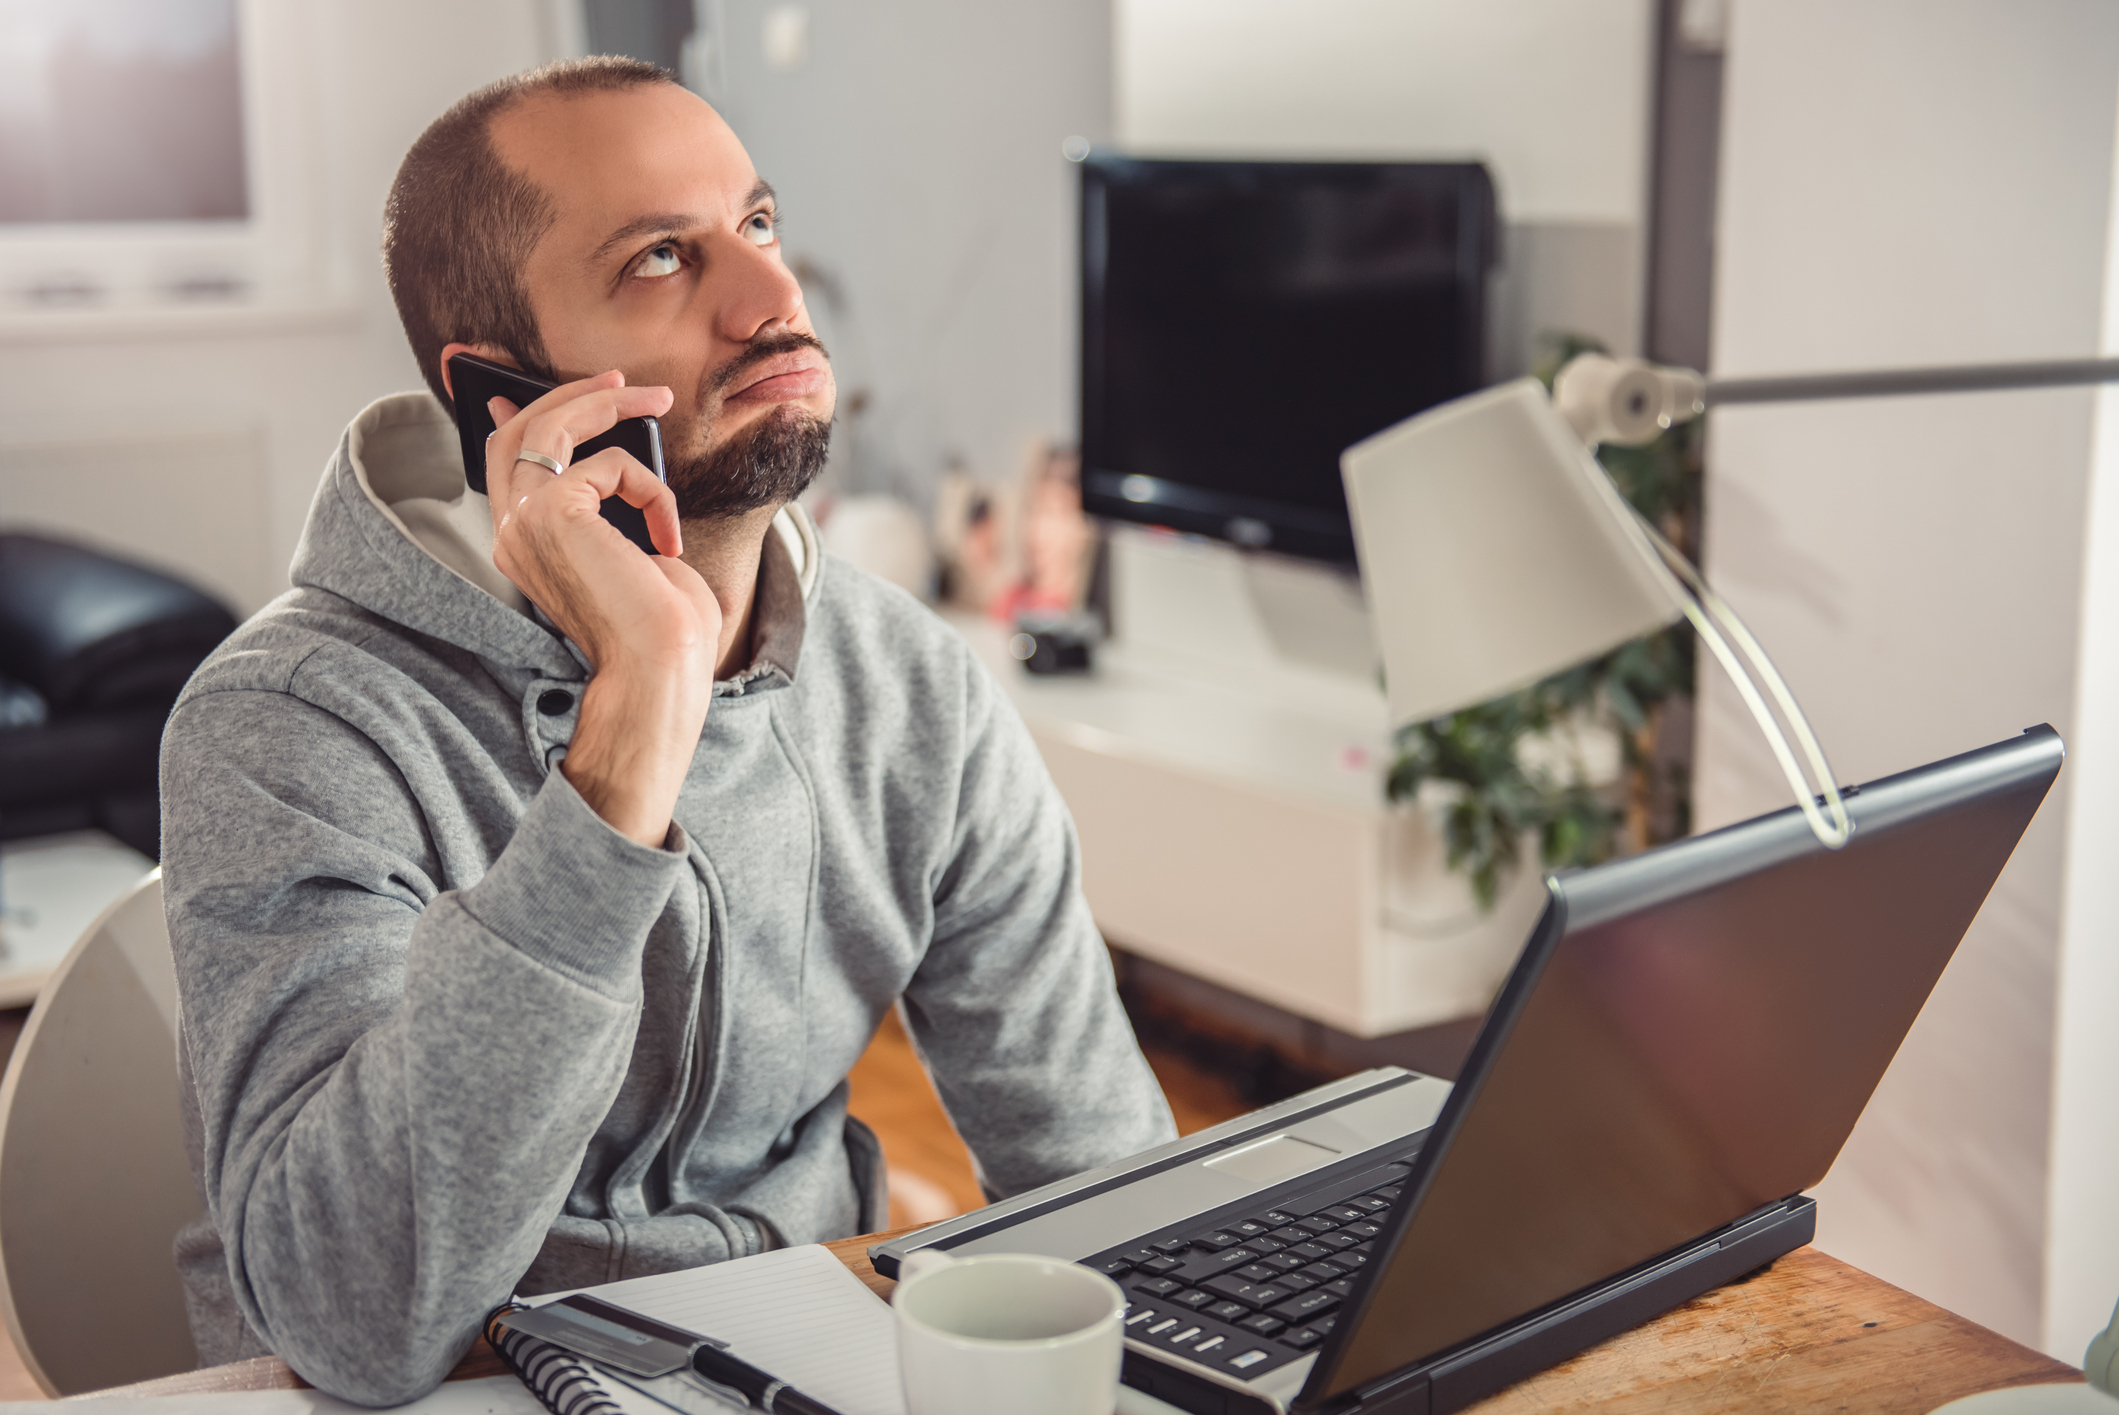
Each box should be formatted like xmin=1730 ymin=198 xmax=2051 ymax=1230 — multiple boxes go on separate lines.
xmin=159 ymin=392 xmax=1175 ymax=1405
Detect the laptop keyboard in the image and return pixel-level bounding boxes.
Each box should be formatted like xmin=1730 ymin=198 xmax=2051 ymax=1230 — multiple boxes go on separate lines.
xmin=1075 ymin=1149 xmax=1420 ymax=1384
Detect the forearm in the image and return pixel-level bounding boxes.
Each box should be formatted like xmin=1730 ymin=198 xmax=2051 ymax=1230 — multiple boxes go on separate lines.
xmin=563 ymin=658 xmax=712 ymax=846
xmin=230 ymin=918 xmax=641 ymax=1401
xmin=179 ymin=774 xmax=685 ymax=1402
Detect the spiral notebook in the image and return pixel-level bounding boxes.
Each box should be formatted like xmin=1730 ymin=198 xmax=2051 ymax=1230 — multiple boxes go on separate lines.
xmin=498 ymin=1244 xmax=907 ymax=1415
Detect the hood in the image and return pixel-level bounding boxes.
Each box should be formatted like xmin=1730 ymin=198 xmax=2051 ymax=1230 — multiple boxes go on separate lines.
xmin=288 ymin=392 xmax=821 ymax=678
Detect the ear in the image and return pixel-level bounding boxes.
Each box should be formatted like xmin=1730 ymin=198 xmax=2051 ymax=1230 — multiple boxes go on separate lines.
xmin=438 ymin=342 xmax=516 ymax=402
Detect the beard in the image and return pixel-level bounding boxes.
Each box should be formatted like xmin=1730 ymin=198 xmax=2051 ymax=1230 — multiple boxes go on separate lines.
xmin=666 ymin=331 xmax=834 ymax=520
xmin=668 ymin=404 xmax=832 ymax=520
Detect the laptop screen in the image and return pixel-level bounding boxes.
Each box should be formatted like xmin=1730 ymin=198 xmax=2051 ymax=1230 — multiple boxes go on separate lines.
xmin=1312 ymin=727 xmax=2062 ymax=1404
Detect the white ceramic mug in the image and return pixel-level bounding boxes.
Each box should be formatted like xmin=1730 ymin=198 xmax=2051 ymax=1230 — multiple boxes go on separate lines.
xmin=892 ymin=1249 xmax=1125 ymax=1415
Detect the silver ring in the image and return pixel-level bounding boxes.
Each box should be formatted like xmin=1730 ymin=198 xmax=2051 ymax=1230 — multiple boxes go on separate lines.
xmin=515 ymin=449 xmax=565 ymax=475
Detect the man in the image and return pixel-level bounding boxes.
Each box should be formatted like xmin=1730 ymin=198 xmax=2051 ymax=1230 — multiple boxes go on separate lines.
xmin=160 ymin=57 xmax=1173 ymax=1404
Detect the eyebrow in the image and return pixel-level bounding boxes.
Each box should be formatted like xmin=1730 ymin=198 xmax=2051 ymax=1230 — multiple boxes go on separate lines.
xmin=588 ymin=180 xmax=778 ymax=264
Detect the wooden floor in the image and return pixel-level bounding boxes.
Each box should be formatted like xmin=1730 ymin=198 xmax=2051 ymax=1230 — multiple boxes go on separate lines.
xmin=0 ymin=1010 xmax=1249 ymax=1399
xmin=848 ymin=1008 xmax=1254 ymax=1225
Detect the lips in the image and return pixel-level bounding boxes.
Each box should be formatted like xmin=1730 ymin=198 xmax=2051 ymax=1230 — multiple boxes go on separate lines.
xmin=725 ymin=351 xmax=828 ymax=405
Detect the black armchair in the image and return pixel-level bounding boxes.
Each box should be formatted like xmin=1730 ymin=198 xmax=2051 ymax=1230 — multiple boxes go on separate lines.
xmin=0 ymin=534 xmax=238 ymax=860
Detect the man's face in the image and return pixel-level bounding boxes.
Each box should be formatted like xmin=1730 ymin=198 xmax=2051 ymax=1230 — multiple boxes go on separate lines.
xmin=491 ymin=84 xmax=835 ymax=518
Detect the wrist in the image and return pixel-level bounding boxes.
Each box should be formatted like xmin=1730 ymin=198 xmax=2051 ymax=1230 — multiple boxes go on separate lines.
xmin=561 ymin=660 xmax=711 ymax=846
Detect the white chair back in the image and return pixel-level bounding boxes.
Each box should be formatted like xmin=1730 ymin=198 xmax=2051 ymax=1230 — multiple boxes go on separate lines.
xmin=0 ymin=870 xmax=200 ymax=1394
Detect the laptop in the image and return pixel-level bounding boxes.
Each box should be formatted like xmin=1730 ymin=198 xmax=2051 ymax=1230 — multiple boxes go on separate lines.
xmin=873 ymin=725 xmax=2064 ymax=1415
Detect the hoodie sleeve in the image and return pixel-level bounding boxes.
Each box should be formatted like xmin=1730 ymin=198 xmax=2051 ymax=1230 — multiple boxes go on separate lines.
xmin=161 ymin=684 xmax=685 ymax=1405
xmin=898 ymin=648 xmax=1178 ymax=1199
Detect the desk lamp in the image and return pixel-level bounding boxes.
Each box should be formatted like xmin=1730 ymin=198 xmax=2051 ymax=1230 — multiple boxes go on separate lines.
xmin=1341 ymin=351 xmax=2119 ymax=852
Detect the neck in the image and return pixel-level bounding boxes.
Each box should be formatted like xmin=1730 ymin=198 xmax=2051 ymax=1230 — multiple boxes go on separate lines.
xmin=680 ymin=504 xmax=782 ymax=680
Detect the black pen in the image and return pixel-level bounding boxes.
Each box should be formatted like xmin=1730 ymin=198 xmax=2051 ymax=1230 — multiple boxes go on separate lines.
xmin=691 ymin=1341 xmax=847 ymax=1415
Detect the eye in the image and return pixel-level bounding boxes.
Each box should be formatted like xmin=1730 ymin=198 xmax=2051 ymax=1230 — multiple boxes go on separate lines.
xmin=631 ymin=243 xmax=682 ymax=279
xmin=742 ymin=210 xmax=776 ymax=247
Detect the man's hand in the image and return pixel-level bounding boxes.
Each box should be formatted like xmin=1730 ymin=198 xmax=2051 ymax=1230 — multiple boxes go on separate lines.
xmin=485 ymin=370 xmax=717 ymax=847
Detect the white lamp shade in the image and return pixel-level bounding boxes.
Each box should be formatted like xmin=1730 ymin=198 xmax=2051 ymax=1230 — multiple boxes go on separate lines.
xmin=1343 ymin=378 xmax=1685 ymax=726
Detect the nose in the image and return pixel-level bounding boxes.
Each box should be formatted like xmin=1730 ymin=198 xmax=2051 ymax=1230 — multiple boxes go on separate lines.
xmin=714 ymin=233 xmax=806 ymax=345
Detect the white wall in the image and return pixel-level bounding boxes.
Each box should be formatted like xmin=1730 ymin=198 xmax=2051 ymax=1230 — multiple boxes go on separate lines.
xmin=1113 ymin=0 xmax=1656 ymax=373
xmin=701 ymin=0 xmax=1111 ymax=509
xmin=1700 ymin=0 xmax=2119 ymax=1349
xmin=0 ymin=0 xmax=560 ymax=614
xmin=2047 ymin=81 xmax=2119 ymax=1367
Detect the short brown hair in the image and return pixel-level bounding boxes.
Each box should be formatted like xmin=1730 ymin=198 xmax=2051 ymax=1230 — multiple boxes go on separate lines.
xmin=382 ymin=56 xmax=677 ymax=419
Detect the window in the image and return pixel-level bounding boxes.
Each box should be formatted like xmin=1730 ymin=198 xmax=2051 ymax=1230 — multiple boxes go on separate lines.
xmin=0 ymin=0 xmax=333 ymax=322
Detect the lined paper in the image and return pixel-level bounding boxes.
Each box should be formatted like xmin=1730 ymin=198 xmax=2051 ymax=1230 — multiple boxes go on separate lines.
xmin=547 ymin=1244 xmax=906 ymax=1415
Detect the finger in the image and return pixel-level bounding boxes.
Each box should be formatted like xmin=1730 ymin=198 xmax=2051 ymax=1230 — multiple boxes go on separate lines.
xmin=653 ymin=555 xmax=722 ymax=637
xmin=566 ymin=447 xmax=682 ymax=555
xmin=483 ymin=374 xmax=667 ymax=504
xmin=481 ymin=391 xmax=546 ymax=535
xmin=513 ymin=383 xmax=674 ymax=468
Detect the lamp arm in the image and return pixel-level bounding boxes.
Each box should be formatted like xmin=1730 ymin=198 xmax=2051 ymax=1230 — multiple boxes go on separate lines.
xmin=1707 ymin=356 xmax=2119 ymax=407
xmin=1555 ymin=352 xmax=2119 ymax=446
xmin=1633 ymin=514 xmax=1851 ymax=849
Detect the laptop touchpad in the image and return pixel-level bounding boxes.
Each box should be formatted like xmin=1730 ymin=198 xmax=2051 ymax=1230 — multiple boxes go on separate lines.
xmin=1204 ymin=1134 xmax=1340 ymax=1184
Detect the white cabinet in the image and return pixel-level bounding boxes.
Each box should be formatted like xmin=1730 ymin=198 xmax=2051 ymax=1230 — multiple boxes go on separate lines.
xmin=952 ymin=528 xmax=1552 ymax=1037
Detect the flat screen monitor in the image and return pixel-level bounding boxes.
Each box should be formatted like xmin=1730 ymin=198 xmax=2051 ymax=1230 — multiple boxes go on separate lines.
xmin=1079 ymin=156 xmax=1497 ymax=563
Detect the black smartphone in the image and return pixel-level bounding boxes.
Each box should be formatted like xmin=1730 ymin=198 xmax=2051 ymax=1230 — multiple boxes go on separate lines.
xmin=448 ymin=351 xmax=667 ymax=555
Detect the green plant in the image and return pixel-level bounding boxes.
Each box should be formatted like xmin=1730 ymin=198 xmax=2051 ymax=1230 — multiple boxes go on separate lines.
xmin=1384 ymin=334 xmax=1701 ymax=907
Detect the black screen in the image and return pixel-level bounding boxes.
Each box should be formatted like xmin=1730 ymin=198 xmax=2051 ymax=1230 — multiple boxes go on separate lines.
xmin=1080 ymin=158 xmax=1496 ymax=562
xmin=1313 ymin=728 xmax=2064 ymax=1403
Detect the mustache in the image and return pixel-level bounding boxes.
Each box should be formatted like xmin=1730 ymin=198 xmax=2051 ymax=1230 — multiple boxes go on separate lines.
xmin=704 ymin=331 xmax=830 ymax=401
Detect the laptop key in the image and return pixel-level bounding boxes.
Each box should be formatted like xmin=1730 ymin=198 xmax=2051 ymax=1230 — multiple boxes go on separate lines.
xmin=1276 ymin=1272 xmax=1320 ymax=1294
xmin=1237 ymin=1312 xmax=1287 ymax=1336
xmin=1294 ymin=1216 xmax=1340 ymax=1235
xmin=1138 ymin=1255 xmax=1186 ymax=1274
xmin=1192 ymin=1334 xmax=1226 ymax=1356
xmin=1210 ymin=1247 xmax=1263 ymax=1269
xmin=1235 ymin=1263 xmax=1279 ymax=1283
xmin=1125 ymin=1308 xmax=1160 ymax=1327
xmin=1299 ymin=1261 xmax=1347 ymax=1282
xmin=1320 ymin=1205 xmax=1369 ymax=1223
xmin=1153 ymin=1239 xmax=1192 ymax=1255
xmin=1324 ymin=1278 xmax=1353 ymax=1297
xmin=1342 ymin=1221 xmax=1383 ymax=1239
xmin=1279 ymin=1326 xmax=1325 ymax=1350
xmin=1371 ymin=1185 xmax=1403 ymax=1202
xmin=1287 ymin=1241 xmax=1332 ymax=1262
xmin=1132 ymin=1277 xmax=1183 ymax=1298
xmin=1095 ymin=1258 xmax=1133 ymax=1276
xmin=1230 ymin=1219 xmax=1272 ymax=1238
xmin=1260 ymin=1253 xmax=1306 ymax=1273
xmin=1313 ymin=1315 xmax=1338 ymax=1333
xmin=1164 ymin=1325 xmax=1203 ymax=1346
xmin=1348 ymin=1195 xmax=1390 ymax=1213
xmin=1172 ymin=1288 xmax=1214 ymax=1308
xmin=1191 ymin=1231 xmax=1242 ymax=1252
xmin=1335 ymin=1251 xmax=1370 ymax=1268
xmin=1260 ymin=1210 xmax=1300 ymax=1226
xmin=1250 ymin=1236 xmax=1289 ymax=1254
xmin=1314 ymin=1232 xmax=1361 ymax=1251
xmin=1267 ymin=1226 xmax=1310 ymax=1245
xmin=1269 ymin=1290 xmax=1339 ymax=1324
xmin=1205 ymin=1300 xmax=1248 ymax=1323
xmin=1201 ymin=1276 xmax=1288 ymax=1308
xmin=1229 ymin=1349 xmax=1272 ymax=1371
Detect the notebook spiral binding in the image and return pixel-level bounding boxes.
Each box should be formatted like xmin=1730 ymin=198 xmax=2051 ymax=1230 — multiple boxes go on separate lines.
xmin=483 ymin=1302 xmax=627 ymax=1415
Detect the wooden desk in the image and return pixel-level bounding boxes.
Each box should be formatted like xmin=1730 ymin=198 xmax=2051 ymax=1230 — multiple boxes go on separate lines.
xmin=88 ymin=1240 xmax=2079 ymax=1412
